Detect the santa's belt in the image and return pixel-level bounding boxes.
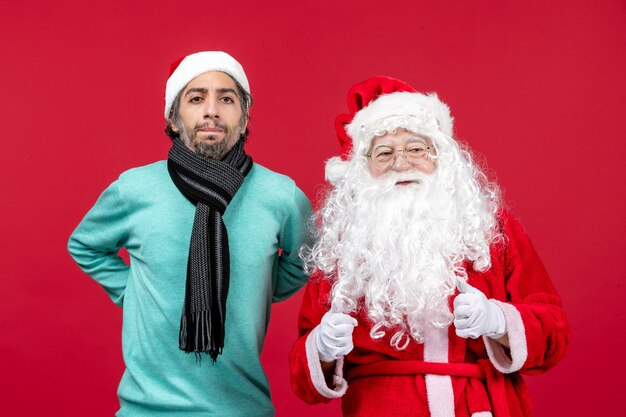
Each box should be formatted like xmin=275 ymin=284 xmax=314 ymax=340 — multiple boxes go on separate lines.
xmin=346 ymin=360 xmax=510 ymax=417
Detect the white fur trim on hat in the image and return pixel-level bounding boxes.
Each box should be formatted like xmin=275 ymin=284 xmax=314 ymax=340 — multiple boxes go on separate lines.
xmin=164 ymin=51 xmax=250 ymax=119
xmin=346 ymin=92 xmax=453 ymax=159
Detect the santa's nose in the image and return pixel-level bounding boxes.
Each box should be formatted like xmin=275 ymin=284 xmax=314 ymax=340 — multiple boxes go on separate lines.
xmin=390 ymin=153 xmax=412 ymax=171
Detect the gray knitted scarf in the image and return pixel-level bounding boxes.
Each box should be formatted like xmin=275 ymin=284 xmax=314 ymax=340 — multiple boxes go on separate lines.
xmin=167 ymin=138 xmax=252 ymax=361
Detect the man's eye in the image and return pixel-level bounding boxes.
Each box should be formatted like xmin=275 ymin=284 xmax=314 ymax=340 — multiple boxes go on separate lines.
xmin=376 ymin=151 xmax=393 ymax=158
xmin=221 ymin=96 xmax=235 ymax=103
xmin=190 ymin=96 xmax=203 ymax=103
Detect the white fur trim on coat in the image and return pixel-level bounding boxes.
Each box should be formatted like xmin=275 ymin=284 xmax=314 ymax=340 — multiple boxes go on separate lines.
xmin=305 ymin=326 xmax=348 ymax=398
xmin=483 ymin=300 xmax=528 ymax=373
xmin=423 ymin=326 xmax=455 ymax=417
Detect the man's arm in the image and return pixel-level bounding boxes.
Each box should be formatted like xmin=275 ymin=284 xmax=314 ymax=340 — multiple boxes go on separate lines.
xmin=273 ymin=184 xmax=313 ymax=302
xmin=68 ymin=180 xmax=131 ymax=306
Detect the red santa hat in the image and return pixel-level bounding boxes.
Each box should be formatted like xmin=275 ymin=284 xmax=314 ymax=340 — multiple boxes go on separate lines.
xmin=326 ymin=76 xmax=454 ymax=184
xmin=164 ymin=51 xmax=250 ymax=119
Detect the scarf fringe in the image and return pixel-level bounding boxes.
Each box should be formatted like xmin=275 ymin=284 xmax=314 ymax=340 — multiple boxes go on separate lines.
xmin=179 ymin=310 xmax=224 ymax=362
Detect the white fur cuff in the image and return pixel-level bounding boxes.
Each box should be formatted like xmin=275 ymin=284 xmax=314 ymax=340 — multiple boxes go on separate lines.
xmin=305 ymin=326 xmax=348 ymax=398
xmin=483 ymin=300 xmax=528 ymax=373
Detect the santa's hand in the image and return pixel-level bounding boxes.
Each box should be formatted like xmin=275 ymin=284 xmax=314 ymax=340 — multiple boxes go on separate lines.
xmin=453 ymin=280 xmax=505 ymax=339
xmin=316 ymin=312 xmax=358 ymax=362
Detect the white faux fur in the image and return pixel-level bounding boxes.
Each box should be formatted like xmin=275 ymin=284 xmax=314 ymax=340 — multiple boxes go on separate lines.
xmin=483 ymin=300 xmax=528 ymax=373
xmin=324 ymin=156 xmax=349 ymax=185
xmin=164 ymin=51 xmax=250 ymax=119
xmin=305 ymin=327 xmax=348 ymax=398
xmin=424 ymin=326 xmax=455 ymax=417
xmin=346 ymin=91 xmax=454 ymax=158
xmin=325 ymin=91 xmax=455 ymax=184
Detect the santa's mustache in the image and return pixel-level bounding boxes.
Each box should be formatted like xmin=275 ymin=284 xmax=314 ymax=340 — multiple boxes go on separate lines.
xmin=373 ymin=170 xmax=432 ymax=189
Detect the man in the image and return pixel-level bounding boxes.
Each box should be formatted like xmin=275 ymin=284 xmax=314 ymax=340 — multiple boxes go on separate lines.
xmin=289 ymin=76 xmax=569 ymax=417
xmin=68 ymin=51 xmax=312 ymax=416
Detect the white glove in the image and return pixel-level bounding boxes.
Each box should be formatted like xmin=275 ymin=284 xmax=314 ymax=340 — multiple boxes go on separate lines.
xmin=316 ymin=312 xmax=358 ymax=362
xmin=453 ymin=279 xmax=506 ymax=339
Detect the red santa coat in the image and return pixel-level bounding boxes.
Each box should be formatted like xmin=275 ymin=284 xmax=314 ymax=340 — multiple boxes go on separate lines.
xmin=289 ymin=211 xmax=569 ymax=417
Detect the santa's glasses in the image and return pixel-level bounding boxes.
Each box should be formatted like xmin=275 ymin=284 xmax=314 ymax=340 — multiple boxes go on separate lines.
xmin=366 ymin=142 xmax=435 ymax=170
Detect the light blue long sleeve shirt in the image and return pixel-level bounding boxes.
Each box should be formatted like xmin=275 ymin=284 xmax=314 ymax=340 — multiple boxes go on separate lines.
xmin=68 ymin=161 xmax=312 ymax=416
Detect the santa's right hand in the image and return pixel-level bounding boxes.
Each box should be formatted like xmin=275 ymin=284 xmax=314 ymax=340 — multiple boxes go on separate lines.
xmin=316 ymin=312 xmax=358 ymax=362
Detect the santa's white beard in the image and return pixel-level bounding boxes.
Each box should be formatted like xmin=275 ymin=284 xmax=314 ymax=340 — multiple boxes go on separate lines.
xmin=304 ymin=161 xmax=499 ymax=349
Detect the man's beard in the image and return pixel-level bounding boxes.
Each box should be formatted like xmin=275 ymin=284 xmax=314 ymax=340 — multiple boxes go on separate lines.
xmin=178 ymin=120 xmax=243 ymax=160
xmin=303 ymin=162 xmax=499 ymax=349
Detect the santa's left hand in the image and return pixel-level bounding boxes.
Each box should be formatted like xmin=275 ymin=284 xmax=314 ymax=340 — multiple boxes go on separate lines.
xmin=453 ymin=279 xmax=506 ymax=339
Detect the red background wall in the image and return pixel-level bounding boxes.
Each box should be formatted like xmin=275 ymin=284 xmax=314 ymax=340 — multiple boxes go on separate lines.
xmin=2 ymin=1 xmax=624 ymax=415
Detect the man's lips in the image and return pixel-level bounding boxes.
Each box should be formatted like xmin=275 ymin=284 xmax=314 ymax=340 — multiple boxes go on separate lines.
xmin=395 ymin=180 xmax=418 ymax=186
xmin=197 ymin=127 xmax=224 ymax=133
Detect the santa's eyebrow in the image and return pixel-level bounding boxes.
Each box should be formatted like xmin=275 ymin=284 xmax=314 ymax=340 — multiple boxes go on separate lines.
xmin=372 ymin=143 xmax=394 ymax=150
xmin=372 ymin=137 xmax=429 ymax=150
xmin=405 ymin=136 xmax=429 ymax=144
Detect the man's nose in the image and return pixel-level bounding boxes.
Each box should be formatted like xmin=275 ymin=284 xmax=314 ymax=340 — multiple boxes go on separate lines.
xmin=203 ymin=98 xmax=219 ymax=118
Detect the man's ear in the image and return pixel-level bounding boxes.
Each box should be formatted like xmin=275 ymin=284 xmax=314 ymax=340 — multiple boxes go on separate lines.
xmin=169 ymin=119 xmax=179 ymax=133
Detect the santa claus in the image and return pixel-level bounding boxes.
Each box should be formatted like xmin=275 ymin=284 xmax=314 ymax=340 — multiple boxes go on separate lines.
xmin=289 ymin=76 xmax=569 ymax=417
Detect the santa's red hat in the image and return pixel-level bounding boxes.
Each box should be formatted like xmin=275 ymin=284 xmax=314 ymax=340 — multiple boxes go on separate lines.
xmin=164 ymin=51 xmax=250 ymax=119
xmin=326 ymin=76 xmax=454 ymax=184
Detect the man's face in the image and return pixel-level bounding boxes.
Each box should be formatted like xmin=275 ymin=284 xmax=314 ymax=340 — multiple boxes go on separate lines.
xmin=170 ymin=71 xmax=247 ymax=159
xmin=367 ymin=129 xmax=436 ymax=179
